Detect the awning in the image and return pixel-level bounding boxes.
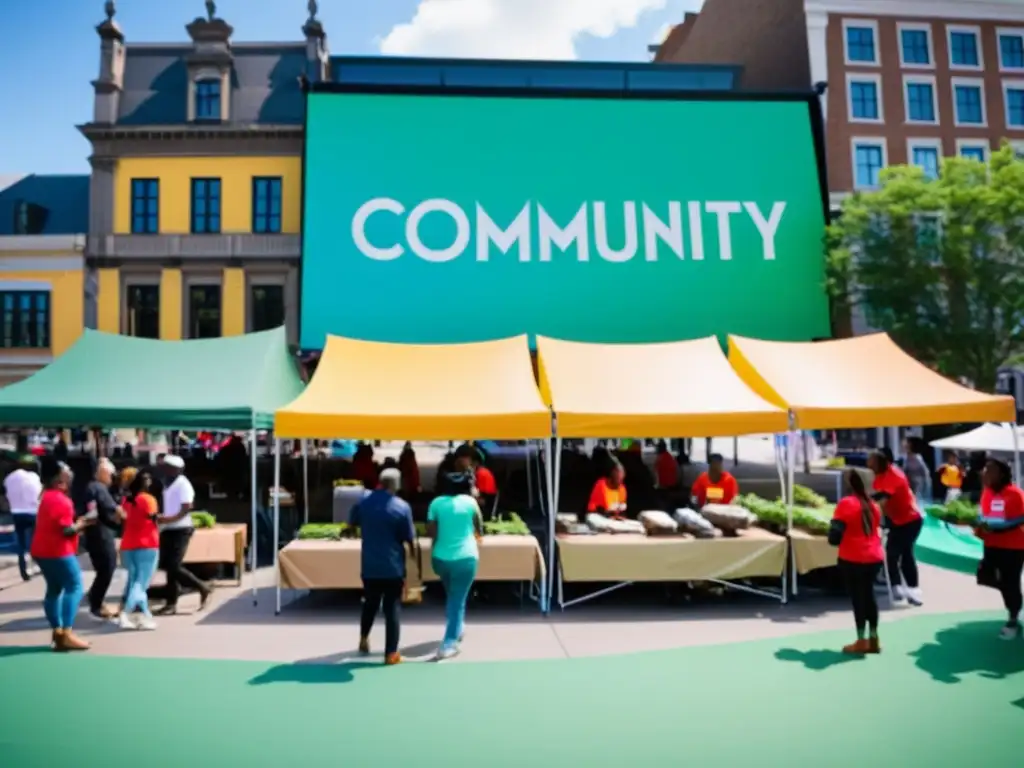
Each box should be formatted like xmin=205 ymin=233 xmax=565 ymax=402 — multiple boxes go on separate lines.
xmin=536 ymin=336 xmax=788 ymax=438
xmin=930 ymin=423 xmax=1023 ymax=453
xmin=728 ymin=333 xmax=1015 ymax=429
xmin=274 ymin=335 xmax=550 ymax=440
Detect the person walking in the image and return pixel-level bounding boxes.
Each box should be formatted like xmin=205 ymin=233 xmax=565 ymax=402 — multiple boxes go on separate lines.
xmin=976 ymin=458 xmax=1024 ymax=639
xmin=5 ymin=455 xmax=42 ymax=581
xmin=350 ymin=468 xmax=416 ymax=666
xmin=427 ymin=471 xmax=483 ymax=661
xmin=117 ymin=468 xmax=160 ymax=631
xmin=868 ymin=450 xmax=924 ymax=606
xmin=83 ymin=457 xmax=121 ymax=620
xmin=829 ymin=469 xmax=885 ymax=654
xmin=938 ymin=451 xmax=965 ymax=503
xmin=155 ymin=455 xmax=211 ymax=615
xmin=32 ymin=458 xmax=92 ymax=651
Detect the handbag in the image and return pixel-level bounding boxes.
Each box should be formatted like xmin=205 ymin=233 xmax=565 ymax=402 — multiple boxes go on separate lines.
xmin=976 ymin=555 xmax=1001 ymax=589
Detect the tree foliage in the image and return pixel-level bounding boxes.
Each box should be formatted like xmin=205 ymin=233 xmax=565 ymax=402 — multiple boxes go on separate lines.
xmin=827 ymin=144 xmax=1024 ymax=390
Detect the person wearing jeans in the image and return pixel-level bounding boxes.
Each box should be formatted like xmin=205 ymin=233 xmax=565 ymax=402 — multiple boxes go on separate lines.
xmin=350 ymin=468 xmax=416 ymax=666
xmin=869 ymin=451 xmax=924 ymax=606
xmin=117 ymin=468 xmax=160 ymax=631
xmin=5 ymin=455 xmax=42 ymax=581
xmin=427 ymin=472 xmax=482 ymax=661
xmin=976 ymin=458 xmax=1024 ymax=640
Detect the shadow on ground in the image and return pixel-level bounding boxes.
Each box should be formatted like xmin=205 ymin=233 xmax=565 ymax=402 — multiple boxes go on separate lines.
xmin=773 ymin=648 xmax=866 ymax=670
xmin=910 ymin=620 xmax=1024 ymax=684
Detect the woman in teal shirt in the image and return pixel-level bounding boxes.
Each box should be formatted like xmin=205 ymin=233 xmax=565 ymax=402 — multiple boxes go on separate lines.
xmin=427 ymin=472 xmax=483 ymax=660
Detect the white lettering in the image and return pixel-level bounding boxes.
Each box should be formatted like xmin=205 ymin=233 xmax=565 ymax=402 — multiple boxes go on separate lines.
xmin=744 ymin=202 xmax=786 ymax=261
xmin=687 ymin=201 xmax=704 ymax=261
xmin=406 ymin=199 xmax=471 ymax=263
xmin=537 ymin=204 xmax=589 ymax=262
xmin=352 ymin=198 xmax=404 ymax=261
xmin=642 ymin=203 xmax=683 ymax=262
xmin=476 ymin=203 xmax=532 ymax=262
xmin=594 ymin=202 xmax=638 ymax=263
xmin=705 ymin=201 xmax=742 ymax=261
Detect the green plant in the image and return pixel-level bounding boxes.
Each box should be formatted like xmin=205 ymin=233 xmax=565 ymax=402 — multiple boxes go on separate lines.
xmin=928 ymin=499 xmax=980 ymax=526
xmin=190 ymin=511 xmax=216 ymax=529
xmin=298 ymin=523 xmax=355 ymax=540
xmin=792 ymin=484 xmax=828 ymax=508
xmin=736 ymin=493 xmax=831 ymax=536
xmin=483 ymin=512 xmax=530 ymax=536
xmin=333 ymin=479 xmax=365 ymax=488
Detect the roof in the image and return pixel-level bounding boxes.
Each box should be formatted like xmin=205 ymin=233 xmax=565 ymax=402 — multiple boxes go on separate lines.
xmin=536 ymin=336 xmax=787 ymax=438
xmin=0 ymin=327 xmax=304 ymax=429
xmin=275 ymin=335 xmax=550 ymax=440
xmin=117 ymin=43 xmax=307 ymax=126
xmin=930 ymin=424 xmax=1023 ymax=453
xmin=728 ymin=333 xmax=1016 ymax=429
xmin=0 ymin=175 xmax=89 ymax=235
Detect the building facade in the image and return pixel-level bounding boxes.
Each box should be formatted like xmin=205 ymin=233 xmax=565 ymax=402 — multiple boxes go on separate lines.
xmin=0 ymin=175 xmax=88 ymax=384
xmin=655 ymin=0 xmax=1024 ymax=207
xmin=83 ymin=3 xmax=329 ymax=345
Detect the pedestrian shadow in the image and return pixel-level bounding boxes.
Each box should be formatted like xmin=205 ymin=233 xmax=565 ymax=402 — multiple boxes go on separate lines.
xmin=248 ymin=657 xmax=382 ymax=686
xmin=909 ymin=620 xmax=1024 ymax=684
xmin=0 ymin=645 xmax=52 ymax=659
xmin=773 ymin=648 xmax=865 ymax=670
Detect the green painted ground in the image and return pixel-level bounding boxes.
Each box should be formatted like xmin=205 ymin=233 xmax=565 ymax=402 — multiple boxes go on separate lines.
xmin=1 ymin=612 xmax=1022 ymax=767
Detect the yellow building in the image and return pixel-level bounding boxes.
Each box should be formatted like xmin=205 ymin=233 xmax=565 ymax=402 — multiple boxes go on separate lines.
xmin=82 ymin=5 xmax=328 ymax=345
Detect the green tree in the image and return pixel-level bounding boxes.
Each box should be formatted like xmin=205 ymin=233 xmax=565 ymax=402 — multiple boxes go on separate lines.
xmin=827 ymin=144 xmax=1024 ymax=390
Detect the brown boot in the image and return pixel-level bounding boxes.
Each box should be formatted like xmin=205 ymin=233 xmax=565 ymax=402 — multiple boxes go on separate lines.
xmin=51 ymin=628 xmax=63 ymax=649
xmin=384 ymin=652 xmax=403 ymax=666
xmin=842 ymin=639 xmax=870 ymax=655
xmin=866 ymin=636 xmax=881 ymax=654
xmin=57 ymin=630 xmax=90 ymax=652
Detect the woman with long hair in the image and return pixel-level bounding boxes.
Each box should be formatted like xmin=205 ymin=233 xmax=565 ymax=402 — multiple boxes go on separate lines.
xmin=427 ymin=472 xmax=483 ymax=661
xmin=31 ymin=458 xmax=94 ymax=651
xmin=868 ymin=450 xmax=924 ymax=605
xmin=117 ymin=468 xmax=160 ymax=631
xmin=976 ymin=458 xmax=1024 ymax=639
xmin=829 ymin=469 xmax=885 ymax=654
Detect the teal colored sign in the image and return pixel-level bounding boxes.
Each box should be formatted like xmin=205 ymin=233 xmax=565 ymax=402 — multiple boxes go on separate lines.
xmin=300 ymin=92 xmax=830 ymax=349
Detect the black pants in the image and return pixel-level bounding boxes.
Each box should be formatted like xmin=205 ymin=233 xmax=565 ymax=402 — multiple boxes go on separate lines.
xmin=85 ymin=533 xmax=118 ymax=613
xmin=886 ymin=518 xmax=923 ymax=589
xmin=12 ymin=513 xmax=35 ymax=580
xmin=840 ymin=559 xmax=881 ymax=634
xmin=160 ymin=528 xmax=209 ymax=607
xmin=360 ymin=578 xmax=404 ymax=655
xmin=984 ymin=546 xmax=1024 ymax=623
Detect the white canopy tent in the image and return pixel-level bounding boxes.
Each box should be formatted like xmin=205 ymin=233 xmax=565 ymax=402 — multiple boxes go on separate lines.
xmin=930 ymin=423 xmax=1024 ymax=454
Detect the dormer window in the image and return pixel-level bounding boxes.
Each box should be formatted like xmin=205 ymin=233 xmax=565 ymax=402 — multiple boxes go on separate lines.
xmin=13 ymin=200 xmax=47 ymax=235
xmin=194 ymin=78 xmax=222 ymax=121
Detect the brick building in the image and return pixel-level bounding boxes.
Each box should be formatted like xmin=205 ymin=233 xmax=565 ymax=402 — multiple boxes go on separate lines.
xmin=655 ymin=0 xmax=1024 ymax=208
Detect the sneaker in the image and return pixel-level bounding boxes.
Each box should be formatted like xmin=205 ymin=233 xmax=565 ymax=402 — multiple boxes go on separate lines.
xmin=198 ymin=588 xmax=214 ymax=612
xmin=384 ymin=652 xmax=402 ymax=666
xmin=137 ymin=616 xmax=157 ymax=631
xmin=435 ymin=645 xmax=460 ymax=662
xmin=999 ymin=623 xmax=1022 ymax=640
xmin=117 ymin=612 xmax=137 ymax=631
xmin=153 ymin=605 xmax=178 ymax=617
xmin=905 ymin=588 xmax=923 ymax=607
xmin=358 ymin=636 xmax=370 ymax=655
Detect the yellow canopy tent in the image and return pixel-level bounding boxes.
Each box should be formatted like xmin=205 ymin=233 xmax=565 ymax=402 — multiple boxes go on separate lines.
xmin=728 ymin=333 xmax=1015 ymax=430
xmin=274 ymin=334 xmax=551 ymax=440
xmin=536 ymin=336 xmax=788 ymax=437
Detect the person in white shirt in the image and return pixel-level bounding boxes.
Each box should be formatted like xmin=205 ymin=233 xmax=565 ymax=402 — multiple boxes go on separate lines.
xmin=154 ymin=454 xmax=211 ymax=615
xmin=5 ymin=456 xmax=42 ymax=581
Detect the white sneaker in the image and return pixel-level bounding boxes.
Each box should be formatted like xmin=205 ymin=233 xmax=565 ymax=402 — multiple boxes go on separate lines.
xmin=906 ymin=587 xmax=923 ymax=606
xmin=435 ymin=645 xmax=460 ymax=662
xmin=137 ymin=616 xmax=157 ymax=631
xmin=117 ymin=612 xmax=137 ymax=631
xmin=999 ymin=623 xmax=1022 ymax=640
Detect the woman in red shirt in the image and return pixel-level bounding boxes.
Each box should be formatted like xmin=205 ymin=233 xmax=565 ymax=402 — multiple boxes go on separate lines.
xmin=587 ymin=461 xmax=628 ymax=519
xmin=976 ymin=458 xmax=1024 ymax=640
xmin=690 ymin=454 xmax=738 ymax=508
xmin=829 ymin=469 xmax=885 ymax=654
xmin=868 ymin=451 xmax=924 ymax=606
xmin=117 ymin=468 xmax=160 ymax=631
xmin=31 ymin=458 xmax=93 ymax=652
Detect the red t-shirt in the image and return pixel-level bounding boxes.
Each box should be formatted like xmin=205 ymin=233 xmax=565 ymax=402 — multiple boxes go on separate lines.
xmin=588 ymin=478 xmax=627 ymax=514
xmin=656 ymin=453 xmax=679 ymax=489
xmin=30 ymin=489 xmax=78 ymax=559
xmin=692 ymin=471 xmax=738 ymax=506
xmin=475 ymin=467 xmax=497 ymax=496
xmin=978 ymin=485 xmax=1024 ymax=550
xmin=121 ymin=492 xmax=160 ymax=551
xmin=833 ymin=495 xmax=884 ymax=564
xmin=872 ymin=465 xmax=921 ymax=526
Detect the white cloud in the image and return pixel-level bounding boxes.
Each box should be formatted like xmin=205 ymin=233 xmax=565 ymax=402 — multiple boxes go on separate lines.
xmin=379 ymin=0 xmax=671 ymax=60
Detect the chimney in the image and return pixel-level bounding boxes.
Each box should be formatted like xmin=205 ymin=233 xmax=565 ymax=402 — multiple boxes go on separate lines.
xmin=302 ymin=0 xmax=329 ymax=81
xmin=185 ymin=1 xmax=233 ymax=121
xmin=92 ymin=1 xmax=125 ymax=124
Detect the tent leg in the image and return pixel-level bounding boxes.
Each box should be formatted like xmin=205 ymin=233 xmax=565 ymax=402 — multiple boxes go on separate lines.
xmin=302 ymin=439 xmax=310 ymax=527
xmin=250 ymin=426 xmax=258 ymax=605
xmin=273 ymin=438 xmax=282 ymax=616
xmin=1012 ymin=423 xmax=1021 ymax=483
xmin=544 ymin=438 xmax=557 ymax=614
xmin=787 ymin=416 xmax=797 ymax=598
xmin=525 ymin=440 xmax=534 ymax=511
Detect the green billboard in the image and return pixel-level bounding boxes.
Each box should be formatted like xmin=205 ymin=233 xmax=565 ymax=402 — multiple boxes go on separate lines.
xmin=300 ymin=90 xmax=830 ymax=349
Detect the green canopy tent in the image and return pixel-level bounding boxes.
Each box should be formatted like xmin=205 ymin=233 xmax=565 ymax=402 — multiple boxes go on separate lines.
xmin=0 ymin=326 xmax=306 ymax=601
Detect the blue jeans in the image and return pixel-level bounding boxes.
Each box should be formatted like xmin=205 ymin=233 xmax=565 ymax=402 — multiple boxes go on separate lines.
xmin=12 ymin=514 xmax=35 ymax=580
xmin=122 ymin=548 xmax=159 ymax=617
xmin=36 ymin=556 xmax=84 ymax=630
xmin=432 ymin=557 xmax=477 ymax=649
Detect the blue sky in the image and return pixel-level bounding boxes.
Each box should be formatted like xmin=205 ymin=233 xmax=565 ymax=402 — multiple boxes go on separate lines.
xmin=0 ymin=0 xmax=702 ymax=175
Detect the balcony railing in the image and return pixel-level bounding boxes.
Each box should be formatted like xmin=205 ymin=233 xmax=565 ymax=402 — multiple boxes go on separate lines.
xmin=87 ymin=234 xmax=301 ymax=260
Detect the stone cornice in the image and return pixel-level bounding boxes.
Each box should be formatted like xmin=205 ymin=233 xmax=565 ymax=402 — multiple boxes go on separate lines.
xmin=78 ymin=123 xmax=302 ymax=141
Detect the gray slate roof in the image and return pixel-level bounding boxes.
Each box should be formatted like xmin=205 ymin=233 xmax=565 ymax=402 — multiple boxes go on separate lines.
xmin=0 ymin=175 xmax=89 ymax=235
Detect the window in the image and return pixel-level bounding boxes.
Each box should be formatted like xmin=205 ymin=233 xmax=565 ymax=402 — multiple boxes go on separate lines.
xmin=0 ymin=291 xmax=49 ymax=349
xmin=188 ymin=285 xmax=222 ymax=339
xmin=130 ymin=179 xmax=159 ymax=234
xmin=194 ymin=78 xmax=222 ymax=121
xmin=852 ymin=140 xmax=886 ymax=189
xmin=1004 ymin=82 xmax=1024 ymax=127
xmin=899 ymin=25 xmax=932 ymax=67
xmin=953 ymin=80 xmax=986 ymax=125
xmin=250 ymin=284 xmax=285 ymax=332
xmin=190 ymin=178 xmax=221 ymax=234
xmin=999 ymin=30 xmax=1024 ymax=71
xmin=848 ymin=77 xmax=881 ymax=121
xmin=844 ymin=22 xmax=878 ymax=65
xmin=252 ymin=177 xmax=282 ymax=234
xmin=905 ymin=78 xmax=937 ymax=123
xmin=125 ymin=285 xmax=159 ymax=339
xmin=949 ymin=27 xmax=981 ymax=68
xmin=1011 ymin=141 xmax=1024 ymax=160
xmin=958 ymin=141 xmax=989 ymax=162
xmin=909 ymin=143 xmax=941 ymax=180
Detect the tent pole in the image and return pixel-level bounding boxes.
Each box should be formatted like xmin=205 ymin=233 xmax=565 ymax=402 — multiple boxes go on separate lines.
xmin=543 ymin=437 xmax=556 ymax=613
xmin=273 ymin=438 xmax=282 ymax=615
xmin=525 ymin=440 xmax=534 ymax=511
xmin=302 ymin=439 xmax=310 ymax=526
xmin=787 ymin=414 xmax=797 ymax=598
xmin=250 ymin=425 xmax=258 ymax=604
xmin=1012 ymin=423 xmax=1021 ymax=484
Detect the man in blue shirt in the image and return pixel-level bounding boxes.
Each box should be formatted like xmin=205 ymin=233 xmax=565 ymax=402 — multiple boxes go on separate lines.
xmin=350 ymin=468 xmax=416 ymax=665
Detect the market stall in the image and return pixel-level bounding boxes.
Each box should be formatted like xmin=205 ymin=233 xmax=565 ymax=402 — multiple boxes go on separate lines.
xmin=728 ymin=333 xmax=1017 ymax=591
xmin=272 ymin=334 xmax=552 ymax=613
xmin=183 ymin=523 xmax=248 ymax=583
xmin=535 ymin=335 xmax=790 ymax=608
xmin=930 ymin=423 xmax=1024 ymax=453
